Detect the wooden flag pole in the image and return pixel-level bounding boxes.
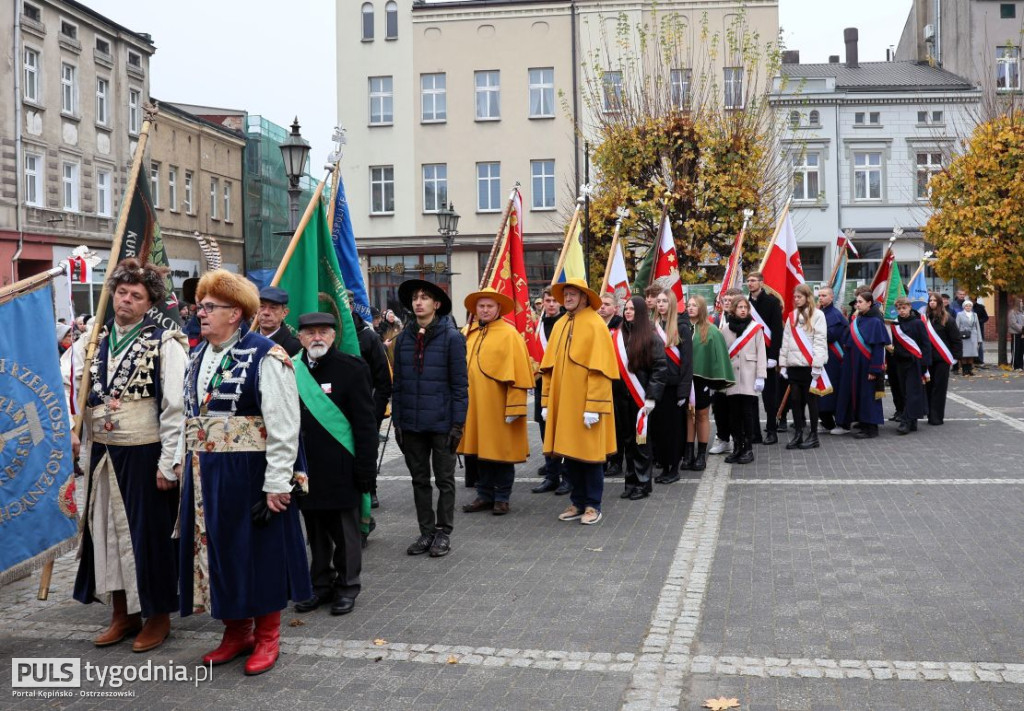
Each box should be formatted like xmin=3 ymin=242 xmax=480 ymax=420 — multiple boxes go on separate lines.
xmin=480 ymin=186 xmax=519 ymax=290
xmin=268 ymin=171 xmax=331 ymax=288
xmin=757 ymin=198 xmax=792 ymax=274
xmin=325 ymin=161 xmax=341 ymax=231
xmin=600 ymin=208 xmax=627 ymax=294
xmin=647 ymin=203 xmax=670 ymax=291
xmin=549 ymin=202 xmax=582 ymax=288
xmin=828 ymin=229 xmax=855 ymax=287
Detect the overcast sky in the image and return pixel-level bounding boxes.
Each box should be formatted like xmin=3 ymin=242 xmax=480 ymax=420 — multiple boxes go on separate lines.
xmin=87 ymin=0 xmax=914 ymax=168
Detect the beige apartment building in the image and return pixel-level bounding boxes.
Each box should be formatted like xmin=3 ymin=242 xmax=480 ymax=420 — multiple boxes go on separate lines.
xmin=336 ymin=0 xmax=778 ymax=315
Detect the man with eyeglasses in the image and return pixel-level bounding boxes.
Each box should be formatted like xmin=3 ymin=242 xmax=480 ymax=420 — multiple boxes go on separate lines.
xmin=257 ymin=286 xmax=302 ymax=357
xmin=178 ymin=269 xmax=312 ymax=676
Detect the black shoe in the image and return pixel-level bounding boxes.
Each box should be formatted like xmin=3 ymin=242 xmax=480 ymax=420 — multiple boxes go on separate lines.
xmin=531 ymin=479 xmax=558 ymax=494
xmin=736 ymin=448 xmax=754 ymax=464
xmin=554 ymin=481 xmax=572 ymax=496
xmin=429 ymin=531 xmax=451 ymax=557
xmin=785 ymin=427 xmax=804 ymax=450
xmin=763 ymin=431 xmax=778 ymax=445
xmin=853 ymin=427 xmax=879 ymax=439
xmin=330 ymin=596 xmax=355 ymax=616
xmin=692 ymin=453 xmax=707 ymax=471
xmin=910 ymin=421 xmax=918 ymax=432
xmin=407 ymin=533 xmax=434 ymax=556
xmin=370 ymin=493 xmax=380 ymax=509
xmin=798 ymin=430 xmax=820 ymax=449
xmin=605 ymin=463 xmax=623 ymax=478
xmin=777 ymin=421 xmax=789 ymax=433
xmin=620 ymin=486 xmax=636 ymax=499
xmin=660 ymin=471 xmax=681 ymax=484
xmin=295 ymin=593 xmax=329 ymax=613
xmin=897 ymin=421 xmax=910 ymax=435
xmin=889 ymin=411 xmax=903 ymax=422
xmin=628 ymin=487 xmax=649 ymax=500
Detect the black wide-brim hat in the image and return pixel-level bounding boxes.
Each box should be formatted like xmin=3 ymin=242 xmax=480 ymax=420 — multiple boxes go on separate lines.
xmin=398 ymin=279 xmax=452 ymax=316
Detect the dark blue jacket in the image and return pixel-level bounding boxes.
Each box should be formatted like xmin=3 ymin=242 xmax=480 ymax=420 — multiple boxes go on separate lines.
xmin=391 ymin=316 xmax=468 ymax=434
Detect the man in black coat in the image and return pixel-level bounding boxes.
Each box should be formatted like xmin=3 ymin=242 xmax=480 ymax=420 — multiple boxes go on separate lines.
xmin=293 ymin=313 xmax=378 ymax=616
xmin=257 ymin=286 xmax=302 ymax=356
xmin=351 ymin=305 xmax=393 ymax=508
xmin=747 ymin=272 xmax=785 ymax=444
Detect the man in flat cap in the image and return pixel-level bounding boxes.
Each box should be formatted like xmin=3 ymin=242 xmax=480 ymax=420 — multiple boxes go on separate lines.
xmin=292 ymin=312 xmax=377 ymax=616
xmin=258 ymin=285 xmax=302 ymax=357
xmin=177 ymin=269 xmax=311 ymax=676
xmin=391 ymin=279 xmax=467 ymax=558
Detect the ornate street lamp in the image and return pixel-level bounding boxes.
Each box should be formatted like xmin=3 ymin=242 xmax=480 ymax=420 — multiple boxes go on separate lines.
xmin=279 ymin=117 xmax=311 ymax=231
xmin=435 ymin=202 xmax=460 ymax=281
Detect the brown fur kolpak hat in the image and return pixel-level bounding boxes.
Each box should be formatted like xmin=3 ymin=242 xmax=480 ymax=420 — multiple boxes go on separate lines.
xmin=195 ymin=269 xmax=261 ymax=321
xmin=107 ymin=258 xmax=168 ymax=305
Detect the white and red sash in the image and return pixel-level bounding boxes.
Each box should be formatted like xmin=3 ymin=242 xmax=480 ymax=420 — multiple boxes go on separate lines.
xmin=727 ymin=320 xmax=762 ymax=359
xmin=789 ymin=313 xmax=832 ymax=396
xmin=612 ymin=329 xmax=649 ymax=443
xmin=655 ymin=320 xmax=681 ymax=366
xmin=922 ymin=314 xmax=954 ymax=365
xmin=749 ymin=303 xmax=772 ymax=348
xmin=891 ymin=324 xmax=923 ymax=359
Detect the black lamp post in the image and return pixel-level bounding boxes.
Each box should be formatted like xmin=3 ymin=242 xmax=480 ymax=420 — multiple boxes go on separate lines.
xmin=435 ymin=201 xmax=460 ymax=283
xmin=279 ymin=117 xmax=311 ymax=231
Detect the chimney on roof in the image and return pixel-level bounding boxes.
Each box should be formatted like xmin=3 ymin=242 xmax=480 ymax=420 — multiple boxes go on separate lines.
xmin=782 ymin=50 xmax=800 ymax=65
xmin=844 ymin=27 xmax=859 ymax=69
xmin=829 ymin=55 xmax=840 ymax=64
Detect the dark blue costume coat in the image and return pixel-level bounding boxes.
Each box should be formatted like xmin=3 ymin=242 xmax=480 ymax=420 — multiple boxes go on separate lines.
xmin=836 ymin=309 xmax=889 ymax=427
xmin=818 ymin=303 xmax=847 ymax=416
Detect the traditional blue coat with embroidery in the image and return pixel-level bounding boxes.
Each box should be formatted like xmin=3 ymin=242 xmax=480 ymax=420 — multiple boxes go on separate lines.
xmin=818 ymin=303 xmax=847 ymax=415
xmin=835 ymin=309 xmax=889 ymax=427
xmin=178 ymin=329 xmax=311 ymax=620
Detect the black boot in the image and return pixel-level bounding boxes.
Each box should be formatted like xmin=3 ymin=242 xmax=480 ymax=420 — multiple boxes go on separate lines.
xmin=736 ymin=438 xmax=755 ymax=464
xmin=798 ymin=429 xmax=820 ymax=449
xmin=620 ymin=485 xmax=636 ymax=499
xmin=785 ymin=427 xmax=805 ymax=450
xmin=680 ymin=443 xmax=695 ymax=471
xmin=724 ymin=440 xmax=742 ymax=464
xmin=692 ymin=442 xmax=708 ymax=471
xmin=659 ymin=464 xmax=680 ymax=485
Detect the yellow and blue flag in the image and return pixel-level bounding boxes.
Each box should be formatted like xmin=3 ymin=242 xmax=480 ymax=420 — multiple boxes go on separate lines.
xmin=553 ymin=214 xmax=586 ymax=284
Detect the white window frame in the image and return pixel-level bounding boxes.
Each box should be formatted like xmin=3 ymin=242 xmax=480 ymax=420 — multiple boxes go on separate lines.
xmin=128 ymin=88 xmax=141 ymax=134
xmin=96 ymin=77 xmax=109 ymax=125
xmin=422 ymin=164 xmax=448 ymax=213
xmin=96 ymin=169 xmax=112 ymax=217
xmin=421 ymin=73 xmax=446 ymax=123
xmin=150 ymin=163 xmax=160 ymax=208
xmin=529 ymin=67 xmax=555 ymax=118
xmin=853 ymin=151 xmax=883 ymax=201
xmin=184 ymin=170 xmax=194 ymax=213
xmin=23 ymin=47 xmax=39 ymax=103
xmin=997 ymin=46 xmax=1021 ymax=91
xmin=361 ymin=2 xmax=374 ymax=41
xmin=24 ymin=151 xmax=43 ymax=208
xmin=531 ymin=159 xmax=556 ymax=210
xmin=915 ymin=152 xmax=943 ymax=200
xmin=223 ymin=182 xmax=232 ymax=222
xmin=210 ymin=177 xmax=219 ymax=219
xmin=61 ymin=62 xmax=77 ymax=115
xmin=62 ymin=161 xmax=80 ymax=212
xmin=370 ymin=165 xmax=395 ymax=215
xmin=670 ymin=68 xmax=692 ymax=109
xmin=385 ymin=0 xmax=398 ymax=40
xmin=168 ymin=166 xmax=178 ymax=211
xmin=475 ymin=70 xmax=501 ymax=121
xmin=369 ymin=76 xmax=393 ymax=125
xmin=476 ymin=162 xmax=501 ymax=212
xmin=602 ymin=71 xmax=623 ymax=113
xmin=791 ymin=151 xmax=820 ymax=202
xmin=724 ymin=67 xmax=744 ymax=109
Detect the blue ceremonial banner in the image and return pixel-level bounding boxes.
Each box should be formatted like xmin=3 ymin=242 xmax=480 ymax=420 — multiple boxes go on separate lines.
xmin=907 ymin=267 xmax=929 ymax=313
xmin=330 ymin=172 xmax=372 ymax=321
xmin=0 ymin=282 xmax=79 ymax=585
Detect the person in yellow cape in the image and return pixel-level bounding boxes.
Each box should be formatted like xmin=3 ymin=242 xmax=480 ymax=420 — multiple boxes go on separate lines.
xmin=458 ymin=288 xmax=534 ymax=516
xmin=539 ymin=278 xmax=619 ymax=526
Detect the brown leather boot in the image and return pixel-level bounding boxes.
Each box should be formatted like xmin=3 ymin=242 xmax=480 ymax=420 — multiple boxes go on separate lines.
xmin=132 ymin=613 xmax=170 ymax=652
xmin=93 ymin=590 xmax=142 ymax=647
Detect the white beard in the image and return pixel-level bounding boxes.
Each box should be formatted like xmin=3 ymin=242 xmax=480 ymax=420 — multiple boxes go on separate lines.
xmin=307 ymin=343 xmax=329 ymax=359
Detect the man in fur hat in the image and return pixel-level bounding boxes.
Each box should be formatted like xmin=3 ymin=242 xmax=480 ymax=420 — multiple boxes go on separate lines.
xmin=540 ymin=278 xmax=619 ymax=526
xmin=73 ymin=258 xmax=188 ymax=653
xmin=177 ymin=269 xmax=312 ymax=676
xmin=458 ymin=288 xmax=534 ymax=516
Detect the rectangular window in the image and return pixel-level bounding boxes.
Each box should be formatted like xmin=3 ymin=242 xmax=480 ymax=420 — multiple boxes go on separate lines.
xmin=531 ymin=160 xmax=556 ymax=209
xmin=96 ymin=170 xmax=111 ymax=217
xmin=184 ymin=171 xmax=194 ymax=213
xmin=421 ymin=73 xmax=446 ymax=122
xmin=916 ymin=152 xmax=943 ymax=199
xmin=61 ymin=63 xmax=76 ymax=114
xmin=422 ymin=163 xmax=448 ymax=213
xmin=369 ymin=76 xmax=394 ymax=125
xmin=23 ymin=48 xmax=39 ymax=102
xmin=60 ymin=19 xmax=77 ymax=40
xmin=475 ymin=70 xmax=501 ymax=120
xmin=997 ymin=46 xmax=1021 ymax=91
xmin=602 ymin=71 xmax=623 ymax=113
xmin=168 ymin=167 xmax=178 ymax=211
xmin=853 ymin=152 xmax=882 ymax=201
xmin=477 ymin=162 xmax=501 ymax=211
xmin=916 ymin=110 xmax=945 ymax=124
xmin=24 ymin=152 xmax=42 ymax=207
xmin=933 ymin=110 xmax=944 ymax=123
xmin=791 ymin=152 xmax=820 ymax=201
xmin=95 ymin=37 xmax=110 ymax=54
xmin=370 ymin=165 xmax=395 ymax=214
xmin=223 ymin=182 xmax=232 ymax=221
xmin=96 ymin=78 xmax=108 ymax=125
xmin=854 ymin=112 xmax=865 ymax=124
xmin=1001 ymin=3 xmax=1016 ymax=19
xmin=798 ymin=246 xmax=825 ymax=282
xmin=869 ymin=111 xmax=880 ymax=124
xmin=62 ymin=162 xmax=80 ymax=212
xmin=529 ymin=68 xmax=555 ymax=118
xmin=210 ymin=177 xmax=219 ymax=219
xmin=724 ymin=67 xmax=744 ymax=109
xmin=128 ymin=89 xmax=141 ymax=134
xmin=670 ymin=68 xmax=692 ymax=109
xmin=23 ymin=3 xmax=41 ymax=22
xmin=127 ymin=50 xmax=142 ymax=68
xmin=150 ymin=163 xmax=160 ymax=208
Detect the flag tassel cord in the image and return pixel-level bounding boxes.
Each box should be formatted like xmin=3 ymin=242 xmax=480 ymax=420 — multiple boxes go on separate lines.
xmin=549 ymin=203 xmax=582 ymax=288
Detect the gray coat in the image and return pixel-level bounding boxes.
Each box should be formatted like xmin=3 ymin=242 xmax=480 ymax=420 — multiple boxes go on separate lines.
xmin=956 ymin=310 xmax=982 ymax=357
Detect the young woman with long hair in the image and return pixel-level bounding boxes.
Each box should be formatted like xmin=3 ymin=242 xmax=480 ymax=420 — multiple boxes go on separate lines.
xmin=835 ymin=287 xmax=889 ymax=439
xmin=779 ymin=283 xmax=828 ymax=449
xmin=925 ymin=291 xmax=961 ymax=425
xmin=611 ymin=296 xmax=668 ymax=499
xmin=649 ymin=288 xmax=691 ymax=483
xmin=721 ymin=295 xmax=766 ymax=464
xmin=684 ymin=295 xmax=735 ymax=470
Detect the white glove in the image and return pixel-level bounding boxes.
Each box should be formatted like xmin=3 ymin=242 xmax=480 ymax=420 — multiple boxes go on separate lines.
xmin=811 ymin=367 xmax=822 ymax=378
xmin=780 ymin=367 xmax=788 ymax=380
xmin=541 ymin=407 xmax=548 ymax=421
xmin=754 ymin=377 xmax=765 ymax=393
xmin=643 ymin=399 xmax=656 ymax=415
xmin=767 ymin=359 xmax=778 ymax=369
xmin=677 ymin=399 xmax=686 ymax=407
xmin=505 ymin=415 xmax=520 ymax=424
xmin=583 ymin=412 xmax=600 ymax=428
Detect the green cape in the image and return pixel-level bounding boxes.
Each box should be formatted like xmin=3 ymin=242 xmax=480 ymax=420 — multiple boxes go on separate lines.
xmin=691 ymin=325 xmax=736 ymax=391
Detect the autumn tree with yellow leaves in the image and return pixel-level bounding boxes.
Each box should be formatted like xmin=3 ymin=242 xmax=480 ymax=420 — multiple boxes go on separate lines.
xmin=925 ymin=112 xmax=1024 ymax=365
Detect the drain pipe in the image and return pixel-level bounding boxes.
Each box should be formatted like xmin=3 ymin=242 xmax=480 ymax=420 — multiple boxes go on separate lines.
xmin=12 ymin=10 xmax=25 ymax=282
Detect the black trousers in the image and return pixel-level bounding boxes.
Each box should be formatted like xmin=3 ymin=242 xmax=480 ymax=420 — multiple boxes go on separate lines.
xmin=301 ymin=507 xmax=361 ymax=599
xmin=649 ymin=392 xmax=683 ymax=469
xmin=926 ymin=361 xmax=951 ymax=424
xmin=888 ymin=354 xmax=905 ymax=415
xmin=400 ymin=431 xmax=456 ymax=536
xmin=786 ymin=367 xmax=819 ymax=431
xmin=711 ymin=391 xmax=731 ymax=442
xmin=761 ymin=368 xmax=781 ymax=433
xmin=1013 ymin=334 xmax=1024 ymax=370
xmin=619 ymin=399 xmax=653 ymax=487
xmin=728 ymin=394 xmax=758 ymax=445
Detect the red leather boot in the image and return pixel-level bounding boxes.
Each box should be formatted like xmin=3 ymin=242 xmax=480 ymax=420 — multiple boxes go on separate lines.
xmin=244 ymin=611 xmax=281 ymax=676
xmin=202 ymin=618 xmax=255 ymax=665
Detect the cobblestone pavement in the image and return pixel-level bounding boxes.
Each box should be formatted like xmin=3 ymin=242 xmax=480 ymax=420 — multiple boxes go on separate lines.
xmin=3 ymin=370 xmax=1023 ymax=709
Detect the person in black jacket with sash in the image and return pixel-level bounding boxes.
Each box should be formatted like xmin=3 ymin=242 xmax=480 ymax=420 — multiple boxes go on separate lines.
xmin=747 ymin=272 xmax=785 ymax=444
xmin=890 ymin=297 xmax=932 ymax=435
xmin=925 ymin=292 xmax=961 ymax=425
xmin=293 ymin=313 xmax=377 ymax=616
